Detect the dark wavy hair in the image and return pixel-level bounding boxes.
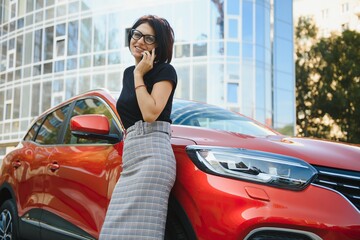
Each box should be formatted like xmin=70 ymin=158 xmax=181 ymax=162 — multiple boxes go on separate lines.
xmin=128 ymin=15 xmax=174 ymax=64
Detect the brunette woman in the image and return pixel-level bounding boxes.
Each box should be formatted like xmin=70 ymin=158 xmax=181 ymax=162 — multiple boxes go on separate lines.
xmin=99 ymin=15 xmax=177 ymax=240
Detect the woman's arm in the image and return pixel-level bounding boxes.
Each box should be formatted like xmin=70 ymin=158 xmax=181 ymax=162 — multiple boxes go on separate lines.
xmin=135 ymin=80 xmax=173 ymax=122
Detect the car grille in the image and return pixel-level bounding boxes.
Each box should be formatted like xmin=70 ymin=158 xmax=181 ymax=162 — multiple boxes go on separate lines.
xmin=312 ymin=165 xmax=360 ymax=211
xmin=247 ymin=230 xmax=314 ymax=240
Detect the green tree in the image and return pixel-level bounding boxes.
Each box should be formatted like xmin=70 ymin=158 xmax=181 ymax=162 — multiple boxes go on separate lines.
xmin=313 ymin=30 xmax=360 ymax=143
xmin=295 ymin=17 xmax=360 ymax=143
xmin=295 ymin=17 xmax=325 ymax=138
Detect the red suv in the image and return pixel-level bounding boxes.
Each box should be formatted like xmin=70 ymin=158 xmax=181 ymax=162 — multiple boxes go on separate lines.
xmin=1 ymin=89 xmax=359 ymax=240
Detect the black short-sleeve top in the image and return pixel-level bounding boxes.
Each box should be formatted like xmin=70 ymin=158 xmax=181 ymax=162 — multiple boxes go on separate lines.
xmin=116 ymin=63 xmax=177 ymax=130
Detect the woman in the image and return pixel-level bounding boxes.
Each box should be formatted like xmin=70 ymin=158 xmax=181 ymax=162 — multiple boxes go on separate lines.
xmin=99 ymin=15 xmax=177 ymax=239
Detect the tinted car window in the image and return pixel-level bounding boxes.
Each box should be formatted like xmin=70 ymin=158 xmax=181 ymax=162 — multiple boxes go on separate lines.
xmin=171 ymin=99 xmax=276 ymax=136
xmin=63 ymin=97 xmax=121 ymax=144
xmin=24 ymin=117 xmax=45 ymax=141
xmin=35 ymin=104 xmax=71 ymax=144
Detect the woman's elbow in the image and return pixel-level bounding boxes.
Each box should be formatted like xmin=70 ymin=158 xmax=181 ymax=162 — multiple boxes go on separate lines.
xmin=142 ymin=113 xmax=158 ymax=123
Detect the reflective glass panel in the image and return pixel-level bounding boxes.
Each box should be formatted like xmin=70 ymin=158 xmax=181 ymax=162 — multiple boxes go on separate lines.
xmin=242 ymin=1 xmax=253 ymax=42
xmin=228 ymin=19 xmax=238 ymax=38
xmin=16 ymin=36 xmax=23 ymax=67
xmin=227 ymin=0 xmax=240 ymax=14
xmin=227 ymin=83 xmax=238 ymax=103
xmin=108 ymin=13 xmax=120 ymax=50
xmin=33 ymin=29 xmax=42 ymax=62
xmin=13 ymin=87 xmax=20 ymax=118
xmin=44 ymin=26 xmax=53 ymax=60
xmin=31 ymin=83 xmax=40 ymax=117
xmin=193 ymin=64 xmax=207 ymax=102
xmin=94 ymin=15 xmax=106 ymax=51
xmin=80 ymin=18 xmax=92 ymax=53
xmin=24 ymin=32 xmax=33 ymax=65
xmin=68 ymin=20 xmax=78 ymax=56
xmin=42 ymin=81 xmax=51 ymax=112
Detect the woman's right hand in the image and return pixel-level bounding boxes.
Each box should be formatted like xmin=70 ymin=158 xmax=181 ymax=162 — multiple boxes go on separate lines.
xmin=134 ymin=48 xmax=156 ymax=77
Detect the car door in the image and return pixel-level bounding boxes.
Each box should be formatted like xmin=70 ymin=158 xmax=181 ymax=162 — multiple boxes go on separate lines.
xmin=41 ymin=97 xmax=123 ymax=240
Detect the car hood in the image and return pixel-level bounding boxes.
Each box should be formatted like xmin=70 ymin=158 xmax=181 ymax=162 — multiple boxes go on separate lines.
xmin=171 ymin=125 xmax=360 ymax=171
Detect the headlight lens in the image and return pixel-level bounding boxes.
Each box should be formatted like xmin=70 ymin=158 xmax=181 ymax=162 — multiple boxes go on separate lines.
xmin=186 ymin=146 xmax=318 ymax=190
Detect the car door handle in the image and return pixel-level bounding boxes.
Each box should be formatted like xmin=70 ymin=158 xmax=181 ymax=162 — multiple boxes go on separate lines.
xmin=12 ymin=160 xmax=21 ymax=169
xmin=49 ymin=162 xmax=60 ymax=172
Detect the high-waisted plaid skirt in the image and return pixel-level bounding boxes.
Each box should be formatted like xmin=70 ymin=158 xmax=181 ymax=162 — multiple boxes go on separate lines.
xmin=99 ymin=120 xmax=176 ymax=240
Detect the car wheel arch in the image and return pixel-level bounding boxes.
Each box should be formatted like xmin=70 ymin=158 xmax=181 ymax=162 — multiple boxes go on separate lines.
xmin=166 ymin=194 xmax=197 ymax=240
xmin=0 ymin=182 xmax=17 ymax=206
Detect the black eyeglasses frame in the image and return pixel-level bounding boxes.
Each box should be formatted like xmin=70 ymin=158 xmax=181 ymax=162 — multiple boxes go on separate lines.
xmin=130 ymin=29 xmax=156 ymax=45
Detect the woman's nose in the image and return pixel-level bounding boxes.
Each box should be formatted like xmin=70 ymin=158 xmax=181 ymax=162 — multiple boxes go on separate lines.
xmin=137 ymin=36 xmax=146 ymax=44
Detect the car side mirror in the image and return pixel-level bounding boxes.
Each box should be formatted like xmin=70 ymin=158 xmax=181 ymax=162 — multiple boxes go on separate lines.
xmin=70 ymin=114 xmax=121 ymax=143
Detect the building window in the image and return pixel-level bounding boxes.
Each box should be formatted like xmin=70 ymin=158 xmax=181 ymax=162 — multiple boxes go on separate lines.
xmin=24 ymin=32 xmax=33 ymax=65
xmin=321 ymin=9 xmax=329 ymax=19
xmin=68 ymin=20 xmax=79 ymax=56
xmin=80 ymin=18 xmax=92 ymax=53
xmin=228 ymin=18 xmax=238 ymax=39
xmin=16 ymin=35 xmax=23 ymax=67
xmin=55 ymin=60 xmax=64 ymax=72
xmin=242 ymin=1 xmax=253 ymax=42
xmin=55 ymin=23 xmax=66 ymax=58
xmin=193 ymin=64 xmax=207 ymax=102
xmin=56 ymin=3 xmax=66 ymax=17
xmin=10 ymin=1 xmax=16 ymax=19
xmin=56 ymin=39 xmax=65 ymax=57
xmin=108 ymin=13 xmax=120 ymax=50
xmin=227 ymin=0 xmax=240 ymax=15
xmin=56 ymin=23 xmax=66 ymax=36
xmin=8 ymin=51 xmax=15 ymax=69
xmin=5 ymin=102 xmax=12 ymax=119
xmin=227 ymin=42 xmax=240 ymax=57
xmin=67 ymin=58 xmax=77 ymax=70
xmin=175 ymin=44 xmax=190 ymax=58
xmin=34 ymin=29 xmax=42 ymax=62
xmin=44 ymin=62 xmax=53 ymax=74
xmin=193 ymin=42 xmax=207 ymax=57
xmin=108 ymin=52 xmax=120 ymax=65
xmin=227 ymin=83 xmax=238 ymax=103
xmin=94 ymin=15 xmax=107 ymax=52
xmin=26 ymin=0 xmax=34 ymax=13
xmin=31 ymin=83 xmax=40 ymax=117
xmin=124 ymin=28 xmax=131 ymax=47
xmin=342 ymin=3 xmax=349 ymax=13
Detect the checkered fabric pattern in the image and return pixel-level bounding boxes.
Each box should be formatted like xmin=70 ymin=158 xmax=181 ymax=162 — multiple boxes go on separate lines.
xmin=99 ymin=121 xmax=176 ymax=240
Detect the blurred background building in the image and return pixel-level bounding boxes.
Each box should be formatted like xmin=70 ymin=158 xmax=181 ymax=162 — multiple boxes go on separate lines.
xmin=294 ymin=0 xmax=360 ymax=37
xmin=0 ymin=0 xmax=295 ymax=157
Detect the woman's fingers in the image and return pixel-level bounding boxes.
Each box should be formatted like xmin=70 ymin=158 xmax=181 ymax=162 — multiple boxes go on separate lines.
xmin=151 ymin=48 xmax=156 ymax=61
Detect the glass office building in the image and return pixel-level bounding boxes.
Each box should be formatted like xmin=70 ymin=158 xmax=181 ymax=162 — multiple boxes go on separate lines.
xmin=0 ymin=0 xmax=294 ymax=155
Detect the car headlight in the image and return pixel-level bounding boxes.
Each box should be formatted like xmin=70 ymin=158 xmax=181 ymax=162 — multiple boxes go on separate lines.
xmin=186 ymin=146 xmax=318 ymax=191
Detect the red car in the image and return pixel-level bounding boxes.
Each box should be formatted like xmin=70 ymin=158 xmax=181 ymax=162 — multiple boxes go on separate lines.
xmin=1 ymin=89 xmax=359 ymax=240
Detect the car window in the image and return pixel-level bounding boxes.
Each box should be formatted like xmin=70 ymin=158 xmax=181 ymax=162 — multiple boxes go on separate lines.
xmin=63 ymin=97 xmax=121 ymax=144
xmin=171 ymin=99 xmax=276 ymax=136
xmin=34 ymin=104 xmax=71 ymax=145
xmin=24 ymin=117 xmax=45 ymax=141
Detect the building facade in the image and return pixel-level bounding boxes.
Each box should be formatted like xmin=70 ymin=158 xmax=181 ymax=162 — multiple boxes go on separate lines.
xmin=0 ymin=0 xmax=294 ymax=156
xmin=294 ymin=0 xmax=360 ymax=38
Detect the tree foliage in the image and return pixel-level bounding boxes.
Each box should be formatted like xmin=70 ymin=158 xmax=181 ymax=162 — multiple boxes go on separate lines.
xmin=295 ymin=17 xmax=360 ymax=143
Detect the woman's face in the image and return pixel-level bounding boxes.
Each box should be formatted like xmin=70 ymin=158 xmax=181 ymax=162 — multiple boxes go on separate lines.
xmin=130 ymin=23 xmax=157 ymax=63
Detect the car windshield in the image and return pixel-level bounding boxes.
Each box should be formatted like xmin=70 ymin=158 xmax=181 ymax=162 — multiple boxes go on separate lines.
xmin=171 ymin=99 xmax=276 ymax=137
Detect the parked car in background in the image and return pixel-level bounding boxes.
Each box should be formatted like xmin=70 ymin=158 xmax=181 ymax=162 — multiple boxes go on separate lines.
xmin=1 ymin=89 xmax=359 ymax=240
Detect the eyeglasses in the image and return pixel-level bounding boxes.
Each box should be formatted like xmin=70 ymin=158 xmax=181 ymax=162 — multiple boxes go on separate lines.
xmin=130 ymin=29 xmax=156 ymax=45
